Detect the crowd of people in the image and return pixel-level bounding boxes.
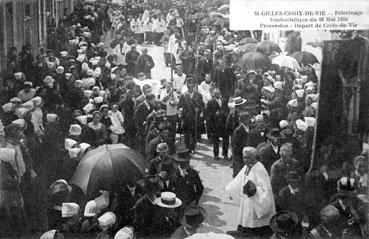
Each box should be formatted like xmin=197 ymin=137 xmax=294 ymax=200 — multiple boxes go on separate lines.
xmin=0 ymin=0 xmax=368 ymax=238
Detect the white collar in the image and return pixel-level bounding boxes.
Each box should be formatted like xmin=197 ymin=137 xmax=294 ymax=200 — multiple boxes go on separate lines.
xmin=147 ymin=194 xmax=156 ymax=205
xmin=272 ymin=144 xmax=279 ymax=153
xmin=144 ymin=101 xmax=150 ymax=110
xmin=179 ymin=167 xmax=188 ymax=177
xmin=288 ymin=185 xmax=299 ymax=194
xmin=321 ymin=225 xmax=332 ymax=237
xmin=241 ymin=123 xmax=249 ymax=133
xmin=338 ymin=200 xmax=347 ymax=211
xmin=183 ymin=226 xmax=195 ymax=236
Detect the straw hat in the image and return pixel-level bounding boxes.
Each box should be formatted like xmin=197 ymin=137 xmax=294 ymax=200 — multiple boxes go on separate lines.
xmin=155 ymin=192 xmax=182 ymax=208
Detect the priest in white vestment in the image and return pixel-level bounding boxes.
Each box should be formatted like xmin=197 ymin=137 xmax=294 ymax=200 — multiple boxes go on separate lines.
xmin=225 ymin=147 xmax=276 ymax=237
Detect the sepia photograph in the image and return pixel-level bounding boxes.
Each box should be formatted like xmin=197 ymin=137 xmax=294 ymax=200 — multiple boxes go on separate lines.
xmin=0 ymin=0 xmax=368 ymax=238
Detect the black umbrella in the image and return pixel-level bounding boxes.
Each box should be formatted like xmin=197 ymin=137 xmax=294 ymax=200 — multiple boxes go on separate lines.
xmin=289 ymin=51 xmax=319 ymax=66
xmin=257 ymin=40 xmax=282 ymax=55
xmin=238 ymin=52 xmax=271 ymax=70
xmin=70 ymin=144 xmax=148 ymax=199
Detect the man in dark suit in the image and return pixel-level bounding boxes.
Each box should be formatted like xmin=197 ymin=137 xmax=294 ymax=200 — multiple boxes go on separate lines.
xmin=215 ymin=60 xmax=236 ymax=100
xmin=178 ymin=77 xmax=205 ymax=153
xmin=248 ymin=114 xmax=268 ymax=148
xmin=133 ymin=176 xmax=168 ymax=237
xmin=134 ymin=83 xmax=152 ymax=110
xmin=198 ymin=49 xmax=213 ymax=82
xmin=173 ymin=150 xmax=204 ymax=216
xmin=206 ymin=88 xmax=230 ymax=160
xmin=146 ymin=124 xmax=173 ymax=161
xmin=134 ymin=93 xmax=155 ymax=154
xmin=149 ymin=143 xmax=178 ymax=192
xmin=276 ymin=171 xmax=313 ymax=222
xmin=114 ymin=179 xmax=143 ymax=227
xmin=231 ymin=111 xmax=252 ymax=177
xmin=125 ymin=44 xmax=140 ymax=76
xmin=119 ymin=89 xmax=136 ymax=147
xmin=137 ymin=48 xmax=155 ymax=79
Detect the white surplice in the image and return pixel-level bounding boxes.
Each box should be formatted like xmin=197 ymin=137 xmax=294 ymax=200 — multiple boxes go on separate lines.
xmin=225 ymin=161 xmax=276 ymax=228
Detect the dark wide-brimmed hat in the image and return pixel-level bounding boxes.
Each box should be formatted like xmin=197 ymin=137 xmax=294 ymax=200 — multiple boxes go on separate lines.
xmin=270 ymin=211 xmax=299 ymax=233
xmin=173 ymin=144 xmax=191 ymax=162
xmin=243 ymin=180 xmax=257 ymax=197
xmin=181 ymin=205 xmax=207 ymax=228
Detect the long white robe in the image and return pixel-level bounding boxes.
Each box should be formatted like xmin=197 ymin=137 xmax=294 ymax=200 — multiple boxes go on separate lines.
xmin=225 ymin=161 xmax=276 ymax=228
xmin=113 ymin=42 xmax=130 ymax=65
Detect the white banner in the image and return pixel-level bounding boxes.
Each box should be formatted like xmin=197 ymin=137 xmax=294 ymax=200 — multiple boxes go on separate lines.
xmin=230 ymin=0 xmax=369 ymax=30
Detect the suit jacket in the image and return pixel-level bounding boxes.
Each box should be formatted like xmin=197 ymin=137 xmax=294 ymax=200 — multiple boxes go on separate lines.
xmin=258 ymin=142 xmax=280 ymax=174
xmin=115 ymin=186 xmax=142 ymax=225
xmin=178 ymin=91 xmax=205 ymax=131
xmin=270 ymin=158 xmax=300 ymax=195
xmin=148 ymin=135 xmax=174 ymax=160
xmin=198 ymin=56 xmax=213 ymax=81
xmin=206 ymin=97 xmax=229 ymax=136
xmin=173 ymin=167 xmax=204 ymax=207
xmin=147 ymin=136 xmax=165 ymax=161
xmin=248 ymin=128 xmax=268 ymax=148
xmin=215 ymin=66 xmax=236 ymax=98
xmin=226 ymin=111 xmax=239 ymax=137
xmin=134 ymin=94 xmax=145 ymax=110
xmin=276 ymin=186 xmax=313 ymax=221
xmin=125 ymin=50 xmax=140 ymax=72
xmin=145 ymin=129 xmax=159 ymax=153
xmin=134 ymin=102 xmax=152 ymax=136
xmin=134 ymin=194 xmax=168 ymax=236
xmin=231 ymin=125 xmax=249 ymax=162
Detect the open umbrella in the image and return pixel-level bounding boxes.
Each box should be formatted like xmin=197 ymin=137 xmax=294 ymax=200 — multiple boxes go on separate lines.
xmin=70 ymin=144 xmax=147 ymax=199
xmin=290 ymin=51 xmax=319 ymax=66
xmin=272 ymin=55 xmax=301 ymax=70
xmin=238 ymin=52 xmax=271 ymax=70
xmin=238 ymin=37 xmax=258 ymax=45
xmin=238 ymin=43 xmax=257 ymax=53
xmin=257 ymin=40 xmax=282 ymax=55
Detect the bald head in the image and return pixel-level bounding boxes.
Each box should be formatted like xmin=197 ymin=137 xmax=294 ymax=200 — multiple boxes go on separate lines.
xmin=243 ymin=147 xmax=258 ymax=165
